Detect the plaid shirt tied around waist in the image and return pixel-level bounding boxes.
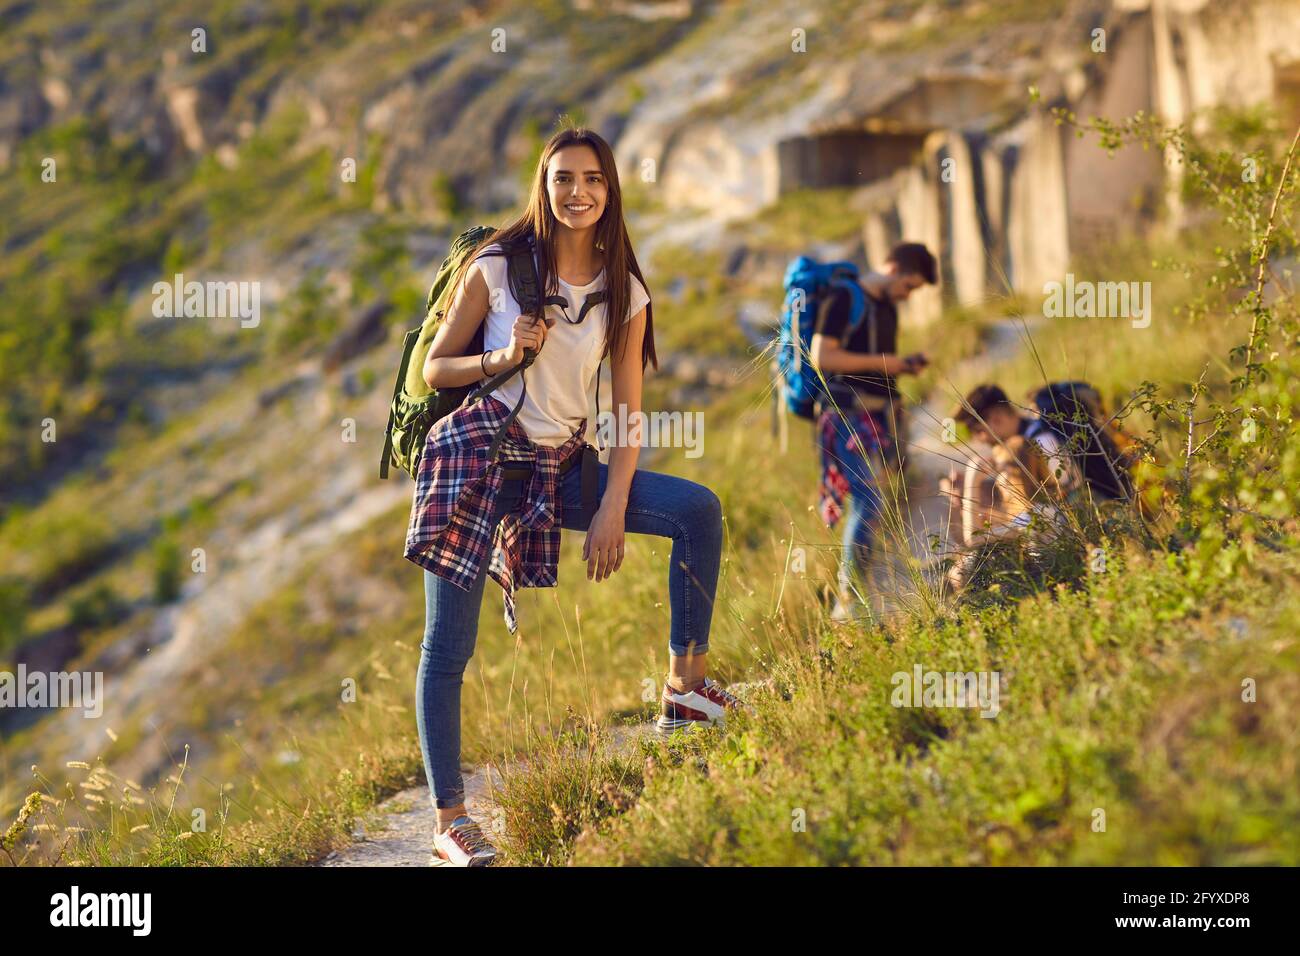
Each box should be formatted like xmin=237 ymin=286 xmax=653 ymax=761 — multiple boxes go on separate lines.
xmin=404 ymin=394 xmax=589 ymax=635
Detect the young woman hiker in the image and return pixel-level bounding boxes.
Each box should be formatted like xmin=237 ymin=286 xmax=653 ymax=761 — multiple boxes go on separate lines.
xmin=406 ymin=127 xmax=740 ymax=866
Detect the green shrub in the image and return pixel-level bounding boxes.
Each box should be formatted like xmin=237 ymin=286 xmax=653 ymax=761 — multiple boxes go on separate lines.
xmin=273 ymin=268 xmax=335 ymax=355
xmin=0 ymin=578 xmax=30 ymax=655
xmin=4 ymin=510 xmax=118 ymax=601
xmin=68 ymin=582 xmax=129 ymax=631
xmin=430 ymin=172 xmax=463 ymax=220
xmin=152 ymin=536 xmax=182 ymax=605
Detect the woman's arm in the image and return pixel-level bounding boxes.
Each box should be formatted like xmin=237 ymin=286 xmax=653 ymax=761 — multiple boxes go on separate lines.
xmin=423 ymin=262 xmax=546 ymax=389
xmin=582 ymin=304 xmax=647 ymax=581
xmin=961 ymin=455 xmax=992 ymax=545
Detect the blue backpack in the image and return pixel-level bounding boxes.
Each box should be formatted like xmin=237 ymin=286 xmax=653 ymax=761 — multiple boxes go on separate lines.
xmin=775 ymin=256 xmax=869 ymax=419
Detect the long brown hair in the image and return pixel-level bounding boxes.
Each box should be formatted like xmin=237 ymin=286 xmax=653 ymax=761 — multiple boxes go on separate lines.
xmin=446 ymin=124 xmax=657 ymax=372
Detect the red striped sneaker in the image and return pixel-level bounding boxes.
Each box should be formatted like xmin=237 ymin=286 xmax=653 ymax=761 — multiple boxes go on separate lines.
xmin=432 ymin=815 xmax=497 ymax=867
xmin=655 ymin=678 xmax=745 ymax=737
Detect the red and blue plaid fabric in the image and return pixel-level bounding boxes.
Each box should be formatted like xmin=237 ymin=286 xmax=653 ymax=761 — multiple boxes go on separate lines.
xmin=817 ymin=405 xmax=893 ymax=527
xmin=404 ymin=394 xmax=588 ymax=634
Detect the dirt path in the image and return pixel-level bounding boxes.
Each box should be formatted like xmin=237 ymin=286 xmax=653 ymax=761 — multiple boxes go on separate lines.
xmin=315 ymin=725 xmax=654 ymax=867
xmin=316 ymin=765 xmax=504 ymax=868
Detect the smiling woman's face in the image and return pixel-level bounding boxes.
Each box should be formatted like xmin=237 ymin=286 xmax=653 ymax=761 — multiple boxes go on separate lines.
xmin=547 ymin=144 xmax=608 ymax=231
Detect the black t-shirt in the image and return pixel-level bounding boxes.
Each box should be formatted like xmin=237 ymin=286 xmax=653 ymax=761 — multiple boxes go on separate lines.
xmin=813 ymin=284 xmax=899 ymax=400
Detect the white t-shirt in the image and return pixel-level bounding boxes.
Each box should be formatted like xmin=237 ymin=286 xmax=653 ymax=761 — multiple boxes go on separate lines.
xmin=1026 ymin=430 xmax=1080 ymax=492
xmin=470 ymin=243 xmax=650 ymax=447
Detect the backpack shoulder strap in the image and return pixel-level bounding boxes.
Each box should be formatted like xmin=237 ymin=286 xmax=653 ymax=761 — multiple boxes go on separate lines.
xmin=470 ymin=235 xmax=546 ymax=462
xmin=469 ymin=237 xmax=542 ymax=397
xmin=502 ymin=235 xmax=543 ymax=318
xmin=828 ymin=277 xmax=870 ymax=348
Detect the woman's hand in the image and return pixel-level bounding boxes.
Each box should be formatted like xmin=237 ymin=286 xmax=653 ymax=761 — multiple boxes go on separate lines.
xmin=582 ymin=498 xmax=625 ymax=581
xmin=503 ymin=313 xmax=548 ymax=366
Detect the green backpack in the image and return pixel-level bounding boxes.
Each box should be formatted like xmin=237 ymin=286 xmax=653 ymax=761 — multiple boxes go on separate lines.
xmin=378 ymin=226 xmax=543 ymax=480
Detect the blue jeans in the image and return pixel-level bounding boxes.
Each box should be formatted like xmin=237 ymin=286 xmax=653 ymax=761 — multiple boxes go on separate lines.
xmin=839 ymin=482 xmax=883 ymax=596
xmin=415 ymin=458 xmax=723 ymax=809
xmin=819 ymin=407 xmax=890 ymax=597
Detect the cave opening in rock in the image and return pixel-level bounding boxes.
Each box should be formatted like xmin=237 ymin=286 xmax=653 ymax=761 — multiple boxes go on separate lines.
xmin=776 ymin=128 xmax=929 ymax=194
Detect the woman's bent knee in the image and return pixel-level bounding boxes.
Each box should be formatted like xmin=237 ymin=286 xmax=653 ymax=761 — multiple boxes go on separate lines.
xmin=687 ymin=484 xmax=723 ymax=533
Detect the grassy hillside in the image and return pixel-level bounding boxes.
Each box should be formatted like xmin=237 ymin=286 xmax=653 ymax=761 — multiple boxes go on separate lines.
xmin=1 ymin=0 xmax=1296 ymax=865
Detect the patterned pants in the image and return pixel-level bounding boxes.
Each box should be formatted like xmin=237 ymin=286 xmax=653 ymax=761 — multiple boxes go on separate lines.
xmin=817 ymin=403 xmax=900 ymax=597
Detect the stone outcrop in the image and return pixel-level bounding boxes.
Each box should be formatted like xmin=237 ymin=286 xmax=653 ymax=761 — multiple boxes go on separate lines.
xmin=614 ymin=0 xmax=1300 ymax=322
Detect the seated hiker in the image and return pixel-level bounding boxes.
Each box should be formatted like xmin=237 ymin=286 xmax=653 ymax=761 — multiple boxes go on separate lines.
xmin=945 ymin=381 xmax=1143 ymax=589
xmin=808 ymin=241 xmax=938 ymax=620
xmin=949 ymin=384 xmax=1078 ymax=550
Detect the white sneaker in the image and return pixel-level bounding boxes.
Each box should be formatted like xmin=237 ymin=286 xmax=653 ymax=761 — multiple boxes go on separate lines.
xmin=829 ymin=591 xmax=873 ymax=624
xmin=432 ymin=815 xmax=498 ymax=867
xmin=655 ymin=678 xmax=745 ymax=737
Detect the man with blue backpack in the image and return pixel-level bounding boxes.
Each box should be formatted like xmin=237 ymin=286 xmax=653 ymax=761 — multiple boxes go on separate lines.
xmin=775 ymin=242 xmax=938 ymax=621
